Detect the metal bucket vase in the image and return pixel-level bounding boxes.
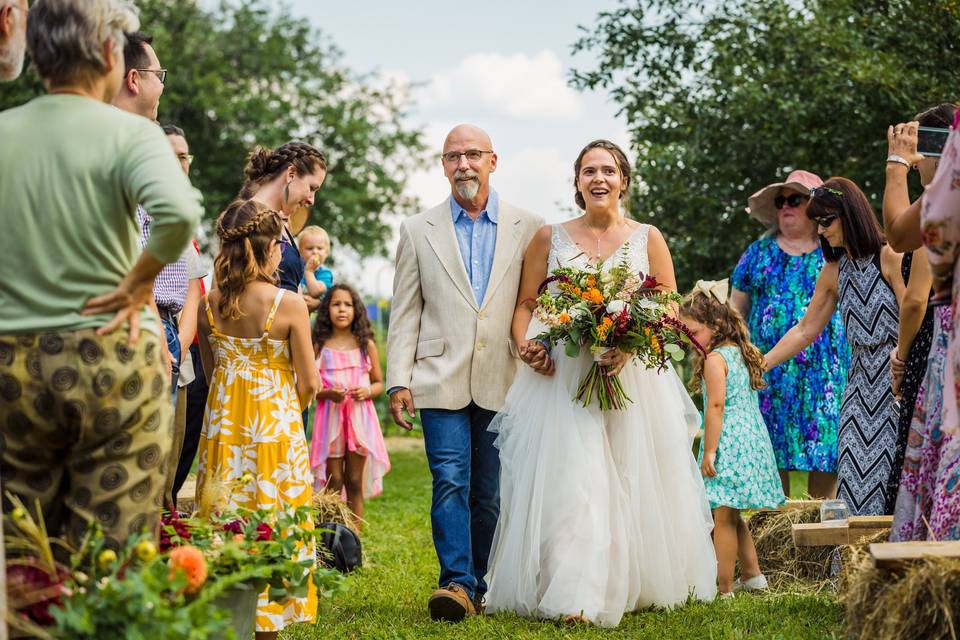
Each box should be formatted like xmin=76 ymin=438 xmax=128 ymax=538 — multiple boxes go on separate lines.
xmin=211 ymin=581 xmax=259 ymax=640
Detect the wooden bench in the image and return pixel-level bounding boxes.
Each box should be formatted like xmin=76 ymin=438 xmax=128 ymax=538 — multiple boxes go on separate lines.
xmin=177 ymin=477 xmax=197 ymax=514
xmin=792 ymin=515 xmax=893 ymax=546
xmin=869 ymin=541 xmax=960 ymax=570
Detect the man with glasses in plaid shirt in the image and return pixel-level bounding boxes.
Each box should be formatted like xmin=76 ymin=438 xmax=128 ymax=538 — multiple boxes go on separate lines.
xmin=112 ymin=32 xmax=202 ymax=507
xmin=113 ymin=31 xmax=189 ymax=400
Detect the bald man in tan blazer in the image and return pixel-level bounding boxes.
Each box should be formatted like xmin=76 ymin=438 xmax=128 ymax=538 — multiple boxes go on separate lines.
xmin=387 ymin=125 xmax=543 ymax=621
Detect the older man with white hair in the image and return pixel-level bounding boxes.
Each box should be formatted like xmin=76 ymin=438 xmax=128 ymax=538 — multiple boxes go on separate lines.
xmin=0 ymin=0 xmax=202 ymax=551
xmin=0 ymin=0 xmax=27 ymax=81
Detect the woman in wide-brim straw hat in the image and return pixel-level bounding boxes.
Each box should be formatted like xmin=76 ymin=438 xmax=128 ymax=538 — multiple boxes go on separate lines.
xmin=729 ymin=170 xmax=850 ymax=500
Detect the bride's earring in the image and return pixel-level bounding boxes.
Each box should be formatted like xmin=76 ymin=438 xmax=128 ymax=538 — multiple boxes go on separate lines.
xmin=283 ymin=182 xmax=290 ymax=206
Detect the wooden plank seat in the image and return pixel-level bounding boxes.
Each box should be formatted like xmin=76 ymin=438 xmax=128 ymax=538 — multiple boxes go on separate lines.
xmin=176 ymin=477 xmax=197 ymax=514
xmin=757 ymin=499 xmax=823 ymax=512
xmin=870 ymin=541 xmax=960 ymax=570
xmin=791 ymin=515 xmax=894 ymax=547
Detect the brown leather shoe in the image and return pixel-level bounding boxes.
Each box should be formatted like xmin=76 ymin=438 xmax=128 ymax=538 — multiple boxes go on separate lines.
xmin=428 ymin=584 xmax=476 ymax=622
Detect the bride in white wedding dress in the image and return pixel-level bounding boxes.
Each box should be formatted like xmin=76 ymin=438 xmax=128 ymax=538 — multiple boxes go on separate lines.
xmin=484 ymin=140 xmax=717 ymax=627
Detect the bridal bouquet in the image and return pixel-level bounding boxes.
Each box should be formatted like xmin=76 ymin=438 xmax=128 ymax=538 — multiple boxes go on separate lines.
xmin=533 ymin=255 xmax=704 ymax=410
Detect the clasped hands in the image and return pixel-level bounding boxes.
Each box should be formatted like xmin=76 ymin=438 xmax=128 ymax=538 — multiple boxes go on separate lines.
xmin=518 ymin=340 xmax=555 ymax=376
xmin=320 ymin=386 xmax=372 ymax=403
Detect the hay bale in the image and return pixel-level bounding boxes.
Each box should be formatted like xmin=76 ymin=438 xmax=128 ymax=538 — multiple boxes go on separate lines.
xmin=839 ymin=550 xmax=960 ymax=640
xmin=748 ymin=505 xmax=833 ymax=587
xmin=313 ymin=490 xmax=359 ymax=532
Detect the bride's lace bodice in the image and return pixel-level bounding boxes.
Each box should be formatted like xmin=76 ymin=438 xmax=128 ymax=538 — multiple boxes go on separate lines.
xmin=548 ymin=223 xmax=651 ymax=278
xmin=526 ymin=222 xmax=652 ymax=341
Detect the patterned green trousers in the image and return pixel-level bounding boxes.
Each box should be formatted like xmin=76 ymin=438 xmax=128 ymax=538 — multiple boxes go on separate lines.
xmin=0 ymin=328 xmax=172 ymax=550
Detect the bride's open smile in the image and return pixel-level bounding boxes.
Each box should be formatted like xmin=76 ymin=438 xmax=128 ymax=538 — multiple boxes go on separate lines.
xmin=577 ymin=148 xmax=627 ymax=209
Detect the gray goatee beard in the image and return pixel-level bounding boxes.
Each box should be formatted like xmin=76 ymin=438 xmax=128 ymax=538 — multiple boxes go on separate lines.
xmin=454 ymin=171 xmax=481 ymax=201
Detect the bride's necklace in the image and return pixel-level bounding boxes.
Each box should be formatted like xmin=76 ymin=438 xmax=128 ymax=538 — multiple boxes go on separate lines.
xmin=581 ymin=217 xmax=624 ymax=263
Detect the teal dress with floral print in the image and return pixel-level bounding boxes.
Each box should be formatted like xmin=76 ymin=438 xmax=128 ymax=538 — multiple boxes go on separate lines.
xmin=698 ymin=346 xmax=786 ymax=510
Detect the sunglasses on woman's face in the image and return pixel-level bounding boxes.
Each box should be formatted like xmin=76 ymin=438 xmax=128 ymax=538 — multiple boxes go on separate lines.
xmin=813 ymin=213 xmax=839 ymax=228
xmin=775 ymin=193 xmax=808 ymax=209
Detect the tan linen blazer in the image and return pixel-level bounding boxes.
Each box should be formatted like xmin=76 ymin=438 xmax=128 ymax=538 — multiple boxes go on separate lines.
xmin=386 ymin=198 xmax=543 ymax=411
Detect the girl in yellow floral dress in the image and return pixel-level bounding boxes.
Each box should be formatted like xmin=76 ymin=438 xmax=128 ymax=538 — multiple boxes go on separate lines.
xmin=196 ymin=199 xmax=321 ymax=639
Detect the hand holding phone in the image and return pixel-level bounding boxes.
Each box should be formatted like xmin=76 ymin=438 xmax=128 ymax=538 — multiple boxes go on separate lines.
xmin=888 ymin=121 xmax=923 ymax=167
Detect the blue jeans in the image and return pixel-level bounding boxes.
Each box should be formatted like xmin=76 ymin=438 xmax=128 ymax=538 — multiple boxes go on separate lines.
xmin=161 ymin=316 xmax=181 ymax=405
xmin=420 ymin=403 xmax=500 ymax=600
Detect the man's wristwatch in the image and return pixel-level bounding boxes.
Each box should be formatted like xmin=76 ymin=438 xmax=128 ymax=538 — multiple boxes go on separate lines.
xmin=886 ymin=154 xmax=911 ymax=168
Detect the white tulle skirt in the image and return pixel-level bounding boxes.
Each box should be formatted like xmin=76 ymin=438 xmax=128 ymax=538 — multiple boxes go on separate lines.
xmin=484 ymin=347 xmax=718 ymax=627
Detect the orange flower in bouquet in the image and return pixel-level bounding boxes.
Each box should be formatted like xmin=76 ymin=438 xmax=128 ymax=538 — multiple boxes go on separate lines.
xmin=169 ymin=545 xmax=208 ymax=594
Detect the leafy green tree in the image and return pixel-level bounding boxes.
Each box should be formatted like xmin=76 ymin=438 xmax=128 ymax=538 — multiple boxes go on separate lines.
xmin=0 ymin=0 xmax=425 ymax=256
xmin=572 ymin=0 xmax=959 ymax=288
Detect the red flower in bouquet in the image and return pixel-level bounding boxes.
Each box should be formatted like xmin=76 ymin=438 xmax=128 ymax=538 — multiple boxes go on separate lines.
xmin=159 ymin=511 xmax=193 ymax=552
xmin=6 ymin=560 xmax=69 ymax=626
xmin=256 ymin=522 xmax=274 ymax=541
xmin=223 ymin=518 xmax=273 ymax=541
xmin=223 ymin=519 xmax=244 ymax=535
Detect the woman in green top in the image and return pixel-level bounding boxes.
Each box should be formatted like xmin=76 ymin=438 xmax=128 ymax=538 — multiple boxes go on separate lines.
xmin=0 ymin=0 xmax=202 ymax=550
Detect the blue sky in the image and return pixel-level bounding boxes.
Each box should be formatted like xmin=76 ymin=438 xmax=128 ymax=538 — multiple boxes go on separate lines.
xmin=281 ymin=0 xmax=630 ymax=294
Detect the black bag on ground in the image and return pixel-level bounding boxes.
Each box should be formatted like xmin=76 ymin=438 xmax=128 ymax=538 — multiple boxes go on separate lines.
xmin=317 ymin=522 xmax=362 ymax=573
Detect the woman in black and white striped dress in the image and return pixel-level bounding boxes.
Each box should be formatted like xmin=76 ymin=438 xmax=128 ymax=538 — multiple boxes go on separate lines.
xmin=764 ymin=177 xmax=905 ymax=515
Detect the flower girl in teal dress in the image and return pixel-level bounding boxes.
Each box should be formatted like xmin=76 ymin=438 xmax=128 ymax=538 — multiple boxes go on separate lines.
xmin=680 ymin=280 xmax=785 ymax=597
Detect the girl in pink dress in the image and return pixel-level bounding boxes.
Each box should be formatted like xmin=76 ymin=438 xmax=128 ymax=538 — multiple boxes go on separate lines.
xmin=310 ymin=284 xmax=390 ymax=519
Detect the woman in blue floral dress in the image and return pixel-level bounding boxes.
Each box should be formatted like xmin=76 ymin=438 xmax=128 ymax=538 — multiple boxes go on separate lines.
xmin=731 ymin=170 xmax=850 ymax=498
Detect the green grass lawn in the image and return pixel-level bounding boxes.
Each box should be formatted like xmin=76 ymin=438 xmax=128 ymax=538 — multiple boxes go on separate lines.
xmin=282 ymin=442 xmax=844 ymax=639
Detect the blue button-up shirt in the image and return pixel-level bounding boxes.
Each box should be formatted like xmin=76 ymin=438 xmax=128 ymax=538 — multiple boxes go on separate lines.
xmin=451 ymin=189 xmax=499 ymax=305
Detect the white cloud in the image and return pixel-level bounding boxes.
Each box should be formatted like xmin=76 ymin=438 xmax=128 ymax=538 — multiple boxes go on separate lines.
xmin=493 ymin=146 xmax=578 ymax=222
xmin=419 ymin=50 xmax=583 ymax=121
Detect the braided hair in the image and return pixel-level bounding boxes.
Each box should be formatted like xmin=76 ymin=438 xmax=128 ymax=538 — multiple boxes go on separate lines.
xmin=679 ymin=290 xmax=766 ymax=394
xmin=213 ymin=199 xmax=283 ymax=320
xmin=239 ymin=141 xmax=327 ymax=199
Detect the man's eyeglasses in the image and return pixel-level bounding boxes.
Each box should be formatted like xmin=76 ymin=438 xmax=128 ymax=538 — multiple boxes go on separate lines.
xmin=774 ymin=193 xmax=808 ymax=209
xmin=813 ymin=213 xmax=839 ymax=228
xmin=809 ymin=186 xmax=844 ymax=199
xmin=177 ymin=153 xmax=194 ymax=166
xmin=136 ymin=68 xmax=167 ymax=83
xmin=441 ymin=149 xmax=494 ymax=164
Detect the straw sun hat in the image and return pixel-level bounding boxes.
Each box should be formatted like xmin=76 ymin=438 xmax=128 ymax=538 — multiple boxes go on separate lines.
xmin=746 ymin=169 xmax=823 ymax=227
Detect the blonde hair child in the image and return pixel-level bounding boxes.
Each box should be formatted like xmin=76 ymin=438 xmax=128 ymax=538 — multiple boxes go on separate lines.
xmin=298 ymin=225 xmax=333 ymax=307
xmin=679 ymin=279 xmax=785 ymax=597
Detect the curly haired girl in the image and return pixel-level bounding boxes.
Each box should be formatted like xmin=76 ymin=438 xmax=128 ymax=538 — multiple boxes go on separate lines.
xmin=680 ymin=280 xmax=785 ymax=598
xmin=310 ymin=284 xmax=390 ymax=521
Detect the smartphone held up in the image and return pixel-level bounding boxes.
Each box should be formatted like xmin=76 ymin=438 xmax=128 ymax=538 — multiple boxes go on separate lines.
xmin=917 ymin=126 xmax=950 ymax=157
